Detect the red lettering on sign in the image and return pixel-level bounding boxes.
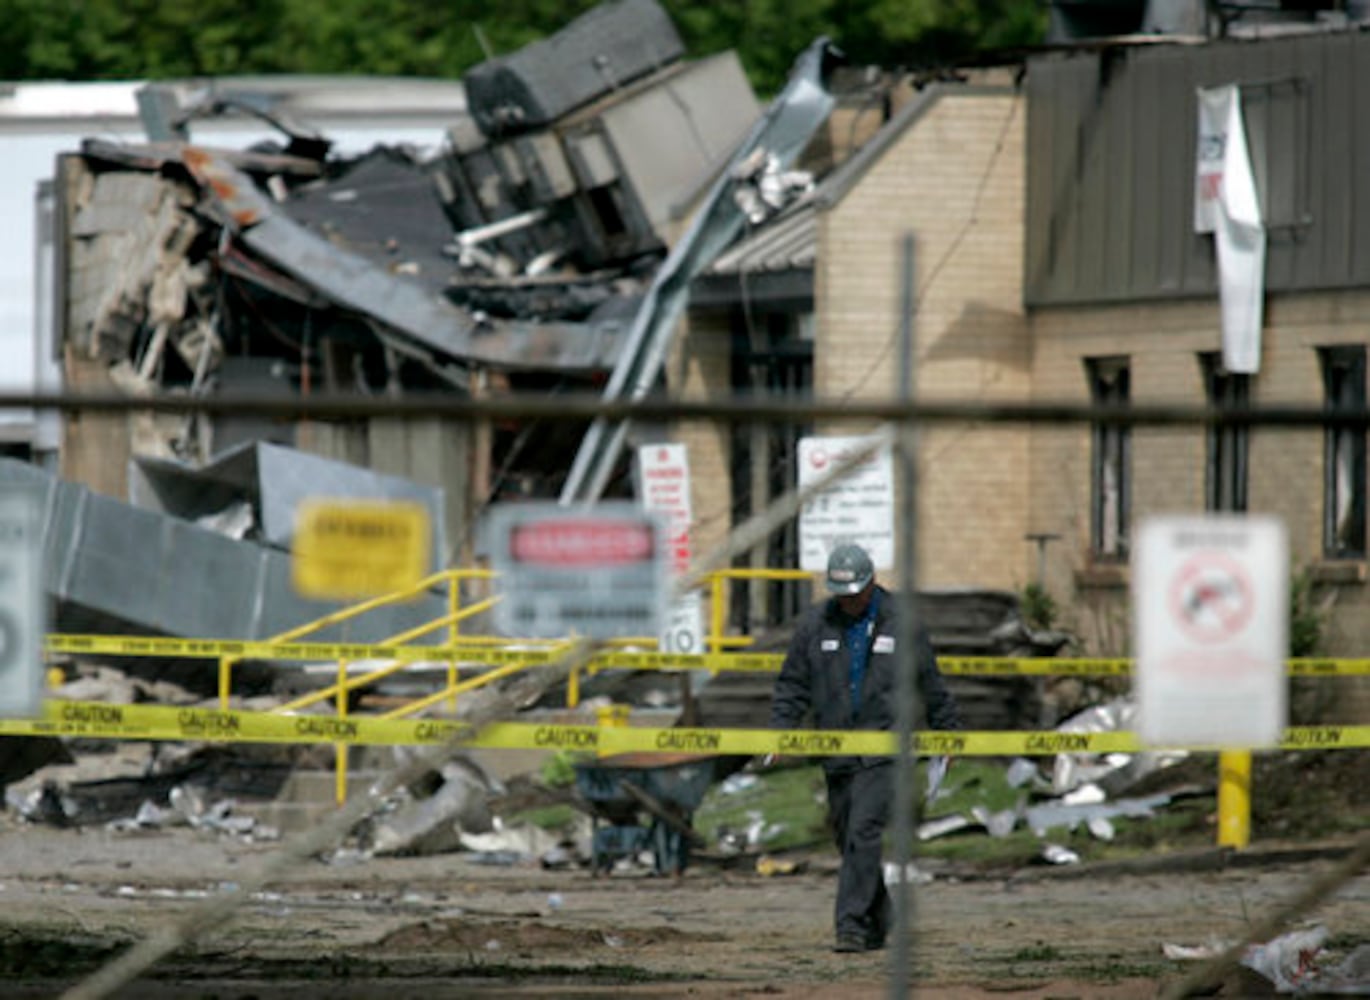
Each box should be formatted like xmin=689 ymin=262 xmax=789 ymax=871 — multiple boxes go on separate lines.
xmin=511 ymin=520 xmax=655 ymax=566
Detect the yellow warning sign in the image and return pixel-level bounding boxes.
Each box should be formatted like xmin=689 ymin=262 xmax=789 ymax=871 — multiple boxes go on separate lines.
xmin=292 ymin=500 xmax=431 ymax=600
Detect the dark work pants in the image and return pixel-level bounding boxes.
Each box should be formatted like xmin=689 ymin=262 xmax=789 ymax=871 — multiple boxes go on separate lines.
xmin=825 ymin=762 xmax=893 ymax=942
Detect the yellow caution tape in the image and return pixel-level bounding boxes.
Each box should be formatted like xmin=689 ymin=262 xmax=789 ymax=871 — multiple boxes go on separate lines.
xmin=45 ymin=634 xmax=1370 ymax=677
xmin=938 ymin=657 xmax=1134 ymax=676
xmin=2 ymin=700 xmax=1366 ymax=754
xmin=1287 ymin=658 xmax=1370 ymax=677
xmin=41 ymin=634 xmax=780 ymax=673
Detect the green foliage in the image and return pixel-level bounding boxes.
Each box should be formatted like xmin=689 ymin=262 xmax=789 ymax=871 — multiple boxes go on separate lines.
xmin=1288 ymin=568 xmax=1324 ymax=657
xmin=507 ymin=802 xmax=579 ymax=831
xmin=0 ymin=0 xmax=1047 ymax=94
xmin=539 ymin=749 xmax=583 ymax=788
xmin=1019 ymin=581 xmax=1058 ymax=631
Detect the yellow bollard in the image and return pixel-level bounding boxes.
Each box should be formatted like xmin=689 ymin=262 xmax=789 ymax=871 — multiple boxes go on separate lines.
xmin=1217 ymin=750 xmax=1251 ymax=849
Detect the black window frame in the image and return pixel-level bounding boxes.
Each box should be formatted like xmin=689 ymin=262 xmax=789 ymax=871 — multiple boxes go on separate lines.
xmin=1086 ymin=356 xmax=1131 ymax=561
xmin=1319 ymin=345 xmax=1367 ymax=558
xmin=1200 ymin=353 xmax=1250 ymax=513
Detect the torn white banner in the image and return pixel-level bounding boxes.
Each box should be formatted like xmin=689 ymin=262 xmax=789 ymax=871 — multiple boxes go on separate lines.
xmin=1195 ymin=85 xmax=1266 ymax=375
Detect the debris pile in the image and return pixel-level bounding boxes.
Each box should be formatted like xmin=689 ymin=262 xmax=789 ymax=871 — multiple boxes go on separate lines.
xmin=1164 ymin=925 xmax=1370 ymax=994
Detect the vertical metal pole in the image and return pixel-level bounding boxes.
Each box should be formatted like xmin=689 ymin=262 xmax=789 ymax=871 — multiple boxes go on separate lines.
xmin=335 ymin=659 xmax=349 ymax=807
xmin=448 ymin=571 xmax=460 ymax=713
xmin=890 ymin=234 xmax=921 ymax=998
xmin=1217 ymin=750 xmax=1252 ymax=848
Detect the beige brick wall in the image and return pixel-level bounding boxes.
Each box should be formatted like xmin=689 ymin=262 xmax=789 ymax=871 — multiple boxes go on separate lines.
xmin=816 ymin=91 xmax=1031 ymax=592
xmin=666 ymin=310 xmax=735 ymax=577
xmin=1031 ymin=292 xmax=1370 ymax=719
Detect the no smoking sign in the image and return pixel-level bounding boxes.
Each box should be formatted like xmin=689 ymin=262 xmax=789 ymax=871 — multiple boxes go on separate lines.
xmin=1135 ymin=515 xmax=1287 ymax=748
xmin=1169 ymin=551 xmax=1253 ymax=643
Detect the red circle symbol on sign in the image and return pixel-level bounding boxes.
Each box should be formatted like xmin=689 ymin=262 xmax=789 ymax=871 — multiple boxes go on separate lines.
xmin=1167 ymin=551 xmax=1253 ymax=644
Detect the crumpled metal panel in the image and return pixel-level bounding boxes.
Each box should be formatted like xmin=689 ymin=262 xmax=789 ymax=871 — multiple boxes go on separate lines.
xmin=130 ymin=440 xmax=448 ymax=572
xmin=0 ymin=458 xmax=445 ymax=647
xmin=464 ymin=0 xmax=684 ymax=137
xmin=178 ymin=147 xmax=626 ymax=374
xmin=560 ymin=37 xmax=841 ymax=502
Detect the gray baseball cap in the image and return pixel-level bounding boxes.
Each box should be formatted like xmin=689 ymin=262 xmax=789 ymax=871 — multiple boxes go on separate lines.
xmin=825 ymin=543 xmax=874 ymax=596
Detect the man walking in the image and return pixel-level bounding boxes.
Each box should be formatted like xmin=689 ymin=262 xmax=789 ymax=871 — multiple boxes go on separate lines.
xmin=770 ymin=542 xmax=961 ymax=953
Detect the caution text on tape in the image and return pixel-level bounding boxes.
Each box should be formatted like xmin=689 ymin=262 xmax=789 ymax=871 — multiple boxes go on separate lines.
xmin=3 ymin=701 xmax=1366 ymax=754
xmin=45 ymin=634 xmax=1370 ymax=677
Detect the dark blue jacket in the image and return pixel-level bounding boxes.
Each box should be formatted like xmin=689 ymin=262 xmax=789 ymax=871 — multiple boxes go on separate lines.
xmin=770 ymin=586 xmax=961 ymax=770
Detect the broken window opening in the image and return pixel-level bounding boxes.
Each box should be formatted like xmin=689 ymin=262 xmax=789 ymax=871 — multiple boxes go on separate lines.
xmin=1319 ymin=345 xmax=1367 ymax=558
xmin=729 ymin=310 xmax=814 ymax=632
xmin=586 ymin=184 xmax=629 ymax=240
xmin=1200 ymin=353 xmax=1250 ymax=513
xmin=1086 ymin=356 xmax=1130 ymax=560
xmin=488 ymin=373 xmax=602 ymax=503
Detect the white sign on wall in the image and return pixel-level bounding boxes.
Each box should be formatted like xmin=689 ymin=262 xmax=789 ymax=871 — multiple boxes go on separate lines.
xmin=1134 ymin=515 xmax=1287 ymax=748
xmin=637 ymin=443 xmax=703 ymax=653
xmin=0 ymin=484 xmax=44 ymax=718
xmin=797 ymin=435 xmax=894 ymax=571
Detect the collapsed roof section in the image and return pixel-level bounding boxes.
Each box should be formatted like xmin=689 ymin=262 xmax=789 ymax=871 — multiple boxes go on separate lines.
xmin=60 ymin=0 xmax=761 ymax=441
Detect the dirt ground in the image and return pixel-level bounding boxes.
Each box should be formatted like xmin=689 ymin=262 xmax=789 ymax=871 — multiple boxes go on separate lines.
xmin=0 ymin=812 xmax=1364 ymax=999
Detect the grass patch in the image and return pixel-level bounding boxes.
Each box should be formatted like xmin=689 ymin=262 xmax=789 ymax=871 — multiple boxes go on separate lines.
xmin=692 ymin=757 xmax=1224 ymax=868
xmin=506 ymin=803 xmax=580 ymax=832
xmin=694 ymin=763 xmax=830 ymax=853
xmin=1010 ymin=942 xmax=1062 ymax=962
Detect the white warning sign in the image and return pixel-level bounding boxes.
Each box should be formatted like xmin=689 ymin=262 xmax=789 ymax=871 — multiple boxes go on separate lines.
xmin=797 ymin=435 xmax=894 ymax=571
xmin=1134 ymin=515 xmax=1287 ymax=748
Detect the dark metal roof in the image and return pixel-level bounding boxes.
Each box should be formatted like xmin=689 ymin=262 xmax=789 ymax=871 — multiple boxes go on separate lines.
xmin=707 ymin=196 xmax=818 ymax=276
xmin=691 ymin=81 xmax=1018 ymax=308
xmin=1026 ymin=30 xmax=1370 ymax=306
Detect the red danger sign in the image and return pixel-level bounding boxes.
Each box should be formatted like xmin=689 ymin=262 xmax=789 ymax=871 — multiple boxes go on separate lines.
xmin=488 ymin=502 xmax=667 ymax=639
xmin=510 ymin=519 xmax=655 ymax=566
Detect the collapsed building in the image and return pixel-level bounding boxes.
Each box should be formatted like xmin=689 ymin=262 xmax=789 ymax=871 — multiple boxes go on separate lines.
xmin=57 ymin=0 xmax=766 ymax=559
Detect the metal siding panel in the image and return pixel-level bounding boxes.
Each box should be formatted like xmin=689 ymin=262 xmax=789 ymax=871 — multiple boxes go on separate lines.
xmin=602 ymin=54 xmax=759 ymax=232
xmin=1076 ymin=61 xmax=1110 ymax=298
xmin=1352 ymin=37 xmax=1370 ymax=284
xmin=1024 ymin=62 xmax=1053 ymax=303
xmin=1026 ymin=60 xmax=1055 ymax=301
xmin=1160 ymin=50 xmax=1207 ymax=297
xmin=1259 ymin=40 xmax=1298 ymax=290
xmin=1103 ymin=54 xmax=1136 ymax=300
xmin=1028 ymin=34 xmax=1370 ymax=305
xmin=1058 ymin=56 xmax=1097 ymax=300
xmin=1129 ymin=56 xmax=1163 ymax=294
xmin=1317 ymin=36 xmax=1353 ymax=288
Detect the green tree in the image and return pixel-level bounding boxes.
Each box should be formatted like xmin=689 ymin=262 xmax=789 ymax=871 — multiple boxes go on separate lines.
xmin=0 ymin=0 xmax=1048 ymax=92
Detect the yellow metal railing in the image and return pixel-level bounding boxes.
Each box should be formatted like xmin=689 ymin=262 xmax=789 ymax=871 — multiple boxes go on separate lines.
xmin=217 ymin=567 xmax=495 ymax=709
xmin=215 ymin=568 xmax=497 ymax=805
xmin=706 ymin=567 xmax=814 ymax=653
xmin=205 ymin=563 xmax=821 ymax=804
